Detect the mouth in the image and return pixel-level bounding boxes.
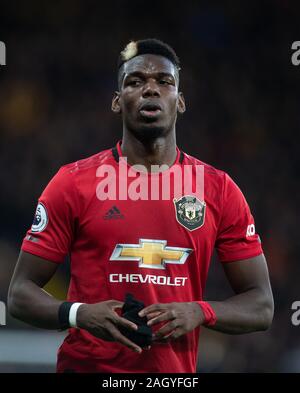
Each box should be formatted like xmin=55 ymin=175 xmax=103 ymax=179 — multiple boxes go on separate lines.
xmin=139 ymin=103 xmax=162 ymax=119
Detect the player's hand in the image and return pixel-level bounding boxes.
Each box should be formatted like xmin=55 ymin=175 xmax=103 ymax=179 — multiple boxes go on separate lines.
xmin=139 ymin=302 xmax=205 ymax=342
xmin=76 ymin=300 xmax=142 ymax=353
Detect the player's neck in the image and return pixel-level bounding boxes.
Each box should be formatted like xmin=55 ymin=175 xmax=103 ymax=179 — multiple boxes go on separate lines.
xmin=121 ymin=132 xmax=177 ymax=172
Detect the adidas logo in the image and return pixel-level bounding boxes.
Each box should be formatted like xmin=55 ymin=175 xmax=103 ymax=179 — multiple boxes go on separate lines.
xmin=103 ymin=206 xmax=125 ymax=220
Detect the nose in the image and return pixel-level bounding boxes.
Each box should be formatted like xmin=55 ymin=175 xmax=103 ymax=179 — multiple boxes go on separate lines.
xmin=142 ymin=79 xmax=160 ymax=98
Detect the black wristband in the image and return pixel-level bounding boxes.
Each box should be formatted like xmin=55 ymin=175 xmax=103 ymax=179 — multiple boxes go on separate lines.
xmin=58 ymin=302 xmax=74 ymax=331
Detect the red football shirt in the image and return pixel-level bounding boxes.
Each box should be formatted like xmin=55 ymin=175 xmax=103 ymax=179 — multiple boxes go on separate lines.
xmin=21 ymin=141 xmax=263 ymax=373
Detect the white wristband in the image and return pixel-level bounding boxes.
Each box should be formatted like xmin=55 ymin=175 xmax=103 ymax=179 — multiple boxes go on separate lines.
xmin=69 ymin=302 xmax=84 ymax=328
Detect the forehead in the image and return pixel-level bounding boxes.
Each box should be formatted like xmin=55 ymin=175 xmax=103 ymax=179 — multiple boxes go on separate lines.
xmin=123 ymin=54 xmax=176 ymax=77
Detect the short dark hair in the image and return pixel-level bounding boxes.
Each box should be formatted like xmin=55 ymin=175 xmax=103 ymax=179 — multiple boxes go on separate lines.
xmin=117 ymin=38 xmax=180 ymax=88
xmin=118 ymin=38 xmax=180 ymax=70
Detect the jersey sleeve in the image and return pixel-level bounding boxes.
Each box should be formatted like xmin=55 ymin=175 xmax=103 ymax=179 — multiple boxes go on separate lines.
xmin=215 ymin=173 xmax=263 ymax=263
xmin=21 ymin=166 xmax=80 ymax=263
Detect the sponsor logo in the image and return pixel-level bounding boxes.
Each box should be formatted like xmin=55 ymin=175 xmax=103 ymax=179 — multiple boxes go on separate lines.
xmin=109 ymin=273 xmax=188 ymax=287
xmin=103 ymin=205 xmax=124 ymax=220
xmin=174 ymin=195 xmax=206 ymax=231
xmin=246 ymin=224 xmax=255 ymax=237
xmin=110 ymin=239 xmax=192 ymax=270
xmin=31 ymin=202 xmax=48 ymax=232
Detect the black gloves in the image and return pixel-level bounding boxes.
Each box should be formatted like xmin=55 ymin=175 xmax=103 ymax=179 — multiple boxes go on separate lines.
xmin=120 ymin=293 xmax=152 ymax=348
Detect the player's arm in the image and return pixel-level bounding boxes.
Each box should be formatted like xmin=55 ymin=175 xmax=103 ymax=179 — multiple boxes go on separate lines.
xmin=8 ymin=251 xmax=142 ymax=352
xmin=201 ymin=253 xmax=274 ymax=334
xmin=139 ymin=253 xmax=273 ymax=340
xmin=8 ymin=250 xmax=63 ymax=329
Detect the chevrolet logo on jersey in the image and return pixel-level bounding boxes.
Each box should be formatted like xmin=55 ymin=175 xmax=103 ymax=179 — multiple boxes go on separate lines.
xmin=110 ymin=239 xmax=193 ymax=269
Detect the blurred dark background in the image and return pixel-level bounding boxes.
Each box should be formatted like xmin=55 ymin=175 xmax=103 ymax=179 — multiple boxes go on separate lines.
xmin=0 ymin=0 xmax=299 ymax=372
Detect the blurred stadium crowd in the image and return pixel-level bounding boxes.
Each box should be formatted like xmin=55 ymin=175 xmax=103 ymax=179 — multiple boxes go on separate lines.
xmin=0 ymin=1 xmax=299 ymax=372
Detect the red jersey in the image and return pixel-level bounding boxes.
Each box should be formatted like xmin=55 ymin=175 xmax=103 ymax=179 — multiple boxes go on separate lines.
xmin=21 ymin=142 xmax=263 ymax=373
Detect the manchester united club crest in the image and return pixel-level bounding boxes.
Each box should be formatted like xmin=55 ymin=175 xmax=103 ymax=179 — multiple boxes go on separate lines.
xmin=173 ymin=195 xmax=206 ymax=231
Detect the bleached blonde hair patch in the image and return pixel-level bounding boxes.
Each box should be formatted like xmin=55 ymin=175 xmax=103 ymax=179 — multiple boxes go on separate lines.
xmin=121 ymin=41 xmax=138 ymax=62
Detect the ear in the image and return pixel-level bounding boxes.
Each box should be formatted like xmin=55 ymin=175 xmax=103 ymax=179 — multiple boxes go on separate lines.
xmin=111 ymin=91 xmax=122 ymax=114
xmin=177 ymin=92 xmax=186 ymax=114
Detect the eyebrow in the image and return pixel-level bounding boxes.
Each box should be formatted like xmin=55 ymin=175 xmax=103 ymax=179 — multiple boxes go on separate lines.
xmin=124 ymin=71 xmax=175 ymax=81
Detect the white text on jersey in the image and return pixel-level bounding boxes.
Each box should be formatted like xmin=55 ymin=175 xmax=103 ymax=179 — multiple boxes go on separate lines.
xmin=109 ymin=273 xmax=188 ymax=287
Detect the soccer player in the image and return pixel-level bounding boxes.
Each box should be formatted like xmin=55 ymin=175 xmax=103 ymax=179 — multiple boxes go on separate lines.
xmin=8 ymin=39 xmax=274 ymax=373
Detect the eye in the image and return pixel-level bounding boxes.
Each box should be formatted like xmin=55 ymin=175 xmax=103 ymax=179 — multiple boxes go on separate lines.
xmin=159 ymin=79 xmax=173 ymax=85
xmin=128 ymin=79 xmax=142 ymax=86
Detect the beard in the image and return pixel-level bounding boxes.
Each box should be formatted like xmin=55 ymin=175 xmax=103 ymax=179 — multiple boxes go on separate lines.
xmin=130 ymin=125 xmax=166 ymax=142
xmin=125 ymin=116 xmax=171 ymax=143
